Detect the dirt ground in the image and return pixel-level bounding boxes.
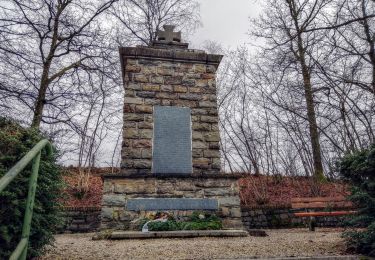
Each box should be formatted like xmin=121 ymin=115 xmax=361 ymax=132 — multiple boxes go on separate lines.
xmin=41 ymin=228 xmax=350 ymax=260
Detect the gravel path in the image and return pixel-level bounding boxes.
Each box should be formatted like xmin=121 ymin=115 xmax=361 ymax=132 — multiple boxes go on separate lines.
xmin=42 ymin=228 xmax=348 ymax=259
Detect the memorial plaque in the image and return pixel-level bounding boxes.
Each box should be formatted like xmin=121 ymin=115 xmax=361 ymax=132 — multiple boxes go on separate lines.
xmin=126 ymin=198 xmax=218 ymax=211
xmin=152 ymin=106 xmax=192 ymax=175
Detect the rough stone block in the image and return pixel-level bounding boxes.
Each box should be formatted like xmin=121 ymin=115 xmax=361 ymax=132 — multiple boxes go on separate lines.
xmin=125 ymin=97 xmax=143 ymax=105
xmin=133 ymin=139 xmax=152 ymax=148
xmin=181 ymin=79 xmax=196 ymax=87
xmin=139 ymin=129 xmax=153 ymax=138
xmin=191 ymin=108 xmax=207 ymax=115
xmin=204 ymin=188 xmax=230 ymax=196
xmin=201 ymin=73 xmax=215 ymax=79
xmin=160 ymin=85 xmax=173 ymax=92
xmin=192 ymin=141 xmax=208 ymax=149
xmin=218 ymin=196 xmax=241 ymax=207
xmin=156 ymin=92 xmax=177 ymax=99
xmin=114 ymin=179 xmax=155 ymax=194
xmin=209 ymin=142 xmax=220 ymax=149
xmin=133 ymin=159 xmax=152 ymax=169
xmin=199 ymin=101 xmax=217 ymax=108
xmin=102 ymin=195 xmax=126 ymax=206
xmin=212 ymin=158 xmax=221 ymax=169
xmin=124 ymin=128 xmax=138 ymax=139
xmin=206 ymin=65 xmax=216 ymax=73
xmin=203 ymin=149 xmax=221 ymax=158
xmin=192 ymin=123 xmax=210 ymax=131
xmin=192 ymin=158 xmax=210 ymax=169
xmin=157 ymin=67 xmax=173 ymax=76
xmin=194 ymin=64 xmax=206 ymax=73
xmin=192 ymin=149 xmax=203 ymax=158
xmin=144 ymin=98 xmax=161 ymax=105
xmin=174 ymin=85 xmax=187 ymax=93
xmin=173 ymin=99 xmax=197 ymax=107
xmin=142 ymin=84 xmax=160 ymax=91
xmin=189 ymin=87 xmax=201 ymax=93
xmin=150 ymin=76 xmax=164 ymax=84
xmin=127 ymin=83 xmax=141 ymax=90
xmin=124 ymin=149 xmax=142 ymax=158
xmin=138 ymin=122 xmax=153 ymax=129
xmin=124 ymin=104 xmax=135 ymax=113
xmin=126 ymin=65 xmax=141 ymax=73
xmin=135 ymin=105 xmax=153 ymax=114
xmin=230 ymin=207 xmax=242 ymax=218
xmin=124 ymin=113 xmax=144 ymax=122
xmin=134 ymin=74 xmax=149 ymax=83
xmin=142 ymin=66 xmax=156 ymax=74
xmin=201 ymin=116 xmax=218 ymax=123
xmin=136 ymin=91 xmax=155 ymax=98
xmin=196 ymin=79 xmax=208 ymax=87
xmin=192 ymin=132 xmax=204 ymax=141
xmin=179 ymin=93 xmax=201 ymax=101
xmin=165 ymin=76 xmax=182 ymax=85
xmin=101 ymin=207 xmax=113 ymax=220
xmin=141 ymin=149 xmax=152 ymax=159
xmin=204 ymin=132 xmax=220 ymax=142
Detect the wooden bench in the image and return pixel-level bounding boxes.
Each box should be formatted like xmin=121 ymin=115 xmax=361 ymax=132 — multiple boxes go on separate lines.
xmin=291 ymin=196 xmax=356 ymax=231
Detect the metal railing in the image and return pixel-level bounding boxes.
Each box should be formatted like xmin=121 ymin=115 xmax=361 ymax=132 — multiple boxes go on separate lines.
xmin=0 ymin=139 xmax=53 ymax=260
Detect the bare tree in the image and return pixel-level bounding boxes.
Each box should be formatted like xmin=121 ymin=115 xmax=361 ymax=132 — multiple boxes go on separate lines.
xmin=111 ymin=0 xmax=201 ymax=45
xmin=0 ymin=0 xmax=118 ymax=129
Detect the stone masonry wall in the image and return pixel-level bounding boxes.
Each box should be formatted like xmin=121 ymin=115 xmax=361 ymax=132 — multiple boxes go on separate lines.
xmin=100 ymin=177 xmax=243 ymax=230
xmin=122 ymin=57 xmax=221 ymax=176
xmin=241 ymin=207 xmax=349 ymax=229
xmin=60 ymin=207 xmax=101 ymax=233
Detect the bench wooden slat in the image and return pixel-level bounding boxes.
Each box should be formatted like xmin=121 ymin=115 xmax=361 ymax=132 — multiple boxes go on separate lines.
xmin=292 ymin=201 xmax=353 ymax=209
xmin=291 ymin=196 xmax=346 ymax=203
xmin=294 ymin=211 xmax=357 ymax=217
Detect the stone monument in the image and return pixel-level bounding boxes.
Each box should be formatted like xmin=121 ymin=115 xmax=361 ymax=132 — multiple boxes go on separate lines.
xmin=100 ymin=25 xmax=243 ymax=230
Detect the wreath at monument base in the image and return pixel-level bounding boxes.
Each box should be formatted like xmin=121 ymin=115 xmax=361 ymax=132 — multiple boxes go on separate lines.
xmin=138 ymin=212 xmax=222 ymax=231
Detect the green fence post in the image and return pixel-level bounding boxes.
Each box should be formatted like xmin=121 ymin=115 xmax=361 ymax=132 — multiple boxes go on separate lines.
xmin=19 ymin=151 xmax=41 ymax=260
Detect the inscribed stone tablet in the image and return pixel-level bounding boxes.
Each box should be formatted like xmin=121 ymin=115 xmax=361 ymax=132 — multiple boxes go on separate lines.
xmin=126 ymin=198 xmax=218 ymax=211
xmin=152 ymin=106 xmax=192 ymax=175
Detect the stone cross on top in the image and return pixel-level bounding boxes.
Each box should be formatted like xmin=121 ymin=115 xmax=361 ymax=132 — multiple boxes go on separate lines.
xmin=156 ymin=25 xmax=181 ymax=43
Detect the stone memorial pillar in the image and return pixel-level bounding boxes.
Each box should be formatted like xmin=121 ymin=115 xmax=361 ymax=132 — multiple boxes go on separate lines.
xmin=100 ymin=25 xmax=243 ymax=230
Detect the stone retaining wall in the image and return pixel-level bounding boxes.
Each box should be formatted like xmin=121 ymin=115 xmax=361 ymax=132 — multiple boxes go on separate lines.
xmin=241 ymin=206 xmax=348 ymax=229
xmin=100 ymin=176 xmax=243 ymax=230
xmin=61 ymin=207 xmax=101 ymax=233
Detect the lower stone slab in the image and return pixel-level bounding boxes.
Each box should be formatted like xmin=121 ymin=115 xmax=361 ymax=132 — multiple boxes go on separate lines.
xmin=108 ymin=230 xmax=248 ymax=239
xmin=126 ymin=198 xmax=218 ymax=211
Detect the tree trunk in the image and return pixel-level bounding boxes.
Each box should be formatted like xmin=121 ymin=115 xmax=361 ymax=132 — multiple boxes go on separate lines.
xmin=287 ymin=0 xmax=325 ymax=184
xmin=297 ymin=39 xmax=325 ymax=183
xmin=31 ymin=62 xmax=51 ymax=129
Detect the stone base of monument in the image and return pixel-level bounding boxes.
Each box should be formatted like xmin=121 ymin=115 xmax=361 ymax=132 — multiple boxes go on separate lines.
xmin=107 ymin=229 xmax=248 ymax=239
xmin=100 ymin=174 xmax=245 ymax=231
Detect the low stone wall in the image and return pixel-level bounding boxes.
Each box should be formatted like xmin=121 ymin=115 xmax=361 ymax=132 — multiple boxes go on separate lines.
xmin=62 ymin=207 xmax=101 ymax=233
xmin=241 ymin=206 xmax=348 ymax=229
xmin=100 ymin=176 xmax=243 ymax=230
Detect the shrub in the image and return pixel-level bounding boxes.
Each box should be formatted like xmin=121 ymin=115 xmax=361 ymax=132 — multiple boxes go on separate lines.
xmin=0 ymin=117 xmax=64 ymax=259
xmin=338 ymin=144 xmax=375 ymax=256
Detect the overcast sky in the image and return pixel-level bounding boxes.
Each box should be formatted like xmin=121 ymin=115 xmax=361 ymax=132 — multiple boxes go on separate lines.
xmin=190 ymin=0 xmax=261 ymax=48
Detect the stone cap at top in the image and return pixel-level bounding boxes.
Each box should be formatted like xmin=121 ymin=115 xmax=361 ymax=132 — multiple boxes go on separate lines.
xmin=119 ymin=24 xmax=223 ymax=69
xmin=151 ymin=24 xmax=189 ymax=49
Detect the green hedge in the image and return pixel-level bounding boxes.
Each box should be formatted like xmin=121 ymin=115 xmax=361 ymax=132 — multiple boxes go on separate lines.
xmin=339 ymin=144 xmax=375 ymax=256
xmin=0 ymin=117 xmax=64 ymax=259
